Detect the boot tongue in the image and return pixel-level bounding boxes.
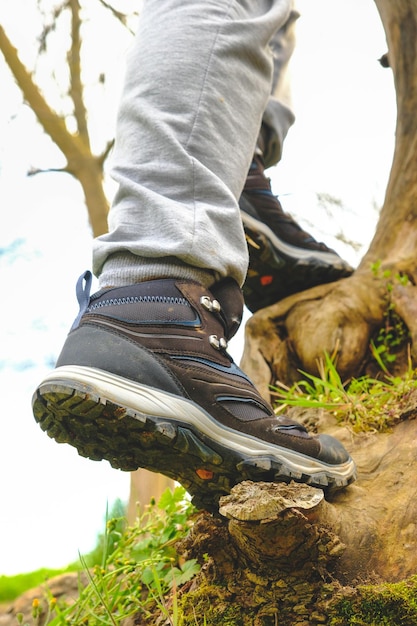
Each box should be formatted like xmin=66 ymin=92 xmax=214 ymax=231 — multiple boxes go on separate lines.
xmin=210 ymin=278 xmax=244 ymax=340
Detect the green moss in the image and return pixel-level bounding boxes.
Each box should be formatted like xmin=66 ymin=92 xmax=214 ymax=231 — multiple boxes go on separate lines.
xmin=329 ymin=576 xmax=417 ymax=626
xmin=177 ymin=581 xmax=252 ymax=625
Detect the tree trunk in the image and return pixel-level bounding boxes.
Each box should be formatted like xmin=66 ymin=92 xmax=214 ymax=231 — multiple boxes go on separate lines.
xmin=241 ymin=0 xmax=417 ymax=391
xmin=73 ymin=155 xmax=111 ymax=237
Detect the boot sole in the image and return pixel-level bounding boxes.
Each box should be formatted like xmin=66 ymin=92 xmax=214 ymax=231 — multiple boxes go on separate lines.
xmin=32 ymin=365 xmax=356 ymax=511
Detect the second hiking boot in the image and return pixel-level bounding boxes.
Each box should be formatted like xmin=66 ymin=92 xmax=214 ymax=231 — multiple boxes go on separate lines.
xmin=240 ymin=155 xmax=353 ymax=312
xmin=32 ymin=272 xmax=356 ymax=511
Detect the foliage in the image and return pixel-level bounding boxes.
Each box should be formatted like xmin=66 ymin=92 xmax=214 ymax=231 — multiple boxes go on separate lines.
xmin=370 ymin=261 xmax=411 ymax=369
xmin=271 ymin=351 xmax=417 ymax=432
xmin=14 ymin=486 xmax=199 ymax=626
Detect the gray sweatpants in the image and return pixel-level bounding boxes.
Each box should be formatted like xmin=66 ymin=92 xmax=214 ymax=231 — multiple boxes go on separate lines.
xmin=94 ymin=0 xmax=296 ymax=289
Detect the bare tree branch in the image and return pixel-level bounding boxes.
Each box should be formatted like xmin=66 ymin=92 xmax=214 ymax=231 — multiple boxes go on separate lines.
xmin=98 ymin=138 xmax=115 ymax=167
xmin=37 ymin=1 xmax=68 ymax=55
xmin=0 ymin=22 xmax=109 ymax=236
xmin=95 ymin=0 xmax=137 ymax=35
xmin=68 ymin=0 xmax=91 ymax=145
xmin=0 ymin=23 xmax=87 ymax=167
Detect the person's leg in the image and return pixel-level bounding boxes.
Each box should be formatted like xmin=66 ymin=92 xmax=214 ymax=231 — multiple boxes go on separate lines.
xmin=94 ymin=0 xmax=292 ymax=290
xmin=261 ymin=2 xmax=299 ymax=168
xmin=240 ymin=2 xmax=353 ymax=312
xmin=32 ymin=0 xmax=356 ymax=510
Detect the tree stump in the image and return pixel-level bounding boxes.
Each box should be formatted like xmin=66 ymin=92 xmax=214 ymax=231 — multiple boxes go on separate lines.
xmin=219 ymin=481 xmax=344 ymax=579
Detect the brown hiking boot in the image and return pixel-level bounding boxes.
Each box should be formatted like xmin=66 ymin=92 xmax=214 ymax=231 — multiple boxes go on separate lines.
xmin=32 ymin=272 xmax=356 ymax=511
xmin=240 ymin=155 xmax=353 ymax=312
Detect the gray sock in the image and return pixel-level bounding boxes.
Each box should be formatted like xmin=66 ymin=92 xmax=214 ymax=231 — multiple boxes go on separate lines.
xmin=98 ymin=252 xmax=217 ymax=288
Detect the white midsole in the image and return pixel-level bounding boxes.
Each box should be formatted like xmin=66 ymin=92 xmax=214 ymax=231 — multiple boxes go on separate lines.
xmin=40 ymin=365 xmax=355 ymax=479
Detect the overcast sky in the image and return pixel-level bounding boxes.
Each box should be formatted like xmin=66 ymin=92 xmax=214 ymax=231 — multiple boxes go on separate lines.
xmin=0 ymin=0 xmax=395 ymax=575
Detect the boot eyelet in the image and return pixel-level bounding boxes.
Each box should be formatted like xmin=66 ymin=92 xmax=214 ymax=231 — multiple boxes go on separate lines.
xmin=211 ymin=299 xmax=221 ymax=313
xmin=209 ymin=334 xmax=220 ymax=349
xmin=200 ymin=296 xmax=221 ymax=313
xmin=209 ymin=335 xmax=228 ymax=350
xmin=200 ymin=296 xmax=212 ymax=311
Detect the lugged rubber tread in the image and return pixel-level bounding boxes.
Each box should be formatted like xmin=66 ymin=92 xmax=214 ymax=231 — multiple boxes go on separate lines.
xmin=32 ymin=378 xmax=356 ymax=512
